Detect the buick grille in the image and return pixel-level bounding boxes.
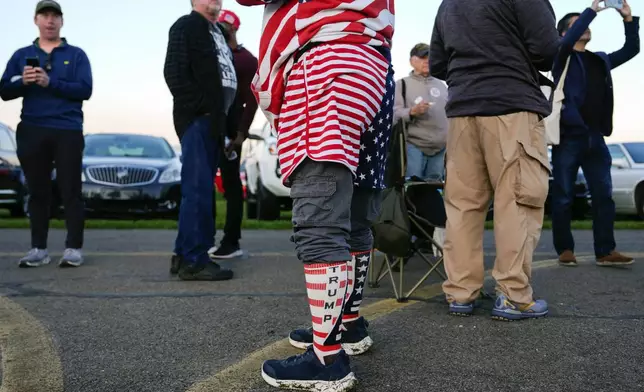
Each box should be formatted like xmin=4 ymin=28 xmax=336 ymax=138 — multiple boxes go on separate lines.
xmin=86 ymin=166 xmax=159 ymax=186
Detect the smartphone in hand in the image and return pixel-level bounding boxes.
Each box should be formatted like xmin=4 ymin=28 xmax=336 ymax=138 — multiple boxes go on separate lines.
xmin=25 ymin=57 xmax=40 ymax=68
xmin=604 ymin=0 xmax=623 ymax=9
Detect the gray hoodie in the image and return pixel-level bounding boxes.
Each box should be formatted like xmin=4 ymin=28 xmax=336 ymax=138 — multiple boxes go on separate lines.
xmin=393 ymin=72 xmax=448 ymax=156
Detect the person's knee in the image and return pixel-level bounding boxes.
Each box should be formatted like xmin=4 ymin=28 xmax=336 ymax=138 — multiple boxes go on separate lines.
xmin=293 ymin=227 xmax=351 ymax=262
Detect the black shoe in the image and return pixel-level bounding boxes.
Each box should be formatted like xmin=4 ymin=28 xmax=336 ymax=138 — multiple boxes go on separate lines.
xmin=170 ymin=254 xmax=183 ymax=275
xmin=288 ymin=317 xmax=373 ymax=356
xmin=261 ymin=346 xmax=357 ymax=391
xmin=178 ymin=262 xmax=234 ymax=281
xmin=209 ymin=242 xmax=243 ymax=260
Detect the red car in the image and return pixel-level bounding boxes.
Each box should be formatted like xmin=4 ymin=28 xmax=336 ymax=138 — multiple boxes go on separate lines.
xmin=214 ymin=164 xmax=247 ymax=199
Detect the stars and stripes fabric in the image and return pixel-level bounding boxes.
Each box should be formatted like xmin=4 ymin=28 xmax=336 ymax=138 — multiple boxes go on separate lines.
xmin=342 ymin=251 xmax=371 ymax=323
xmin=235 ymin=0 xmax=395 ymax=133
xmin=277 ymin=43 xmax=391 ymax=187
xmin=304 ymin=261 xmax=348 ymax=364
xmin=354 ymin=68 xmax=395 ymax=189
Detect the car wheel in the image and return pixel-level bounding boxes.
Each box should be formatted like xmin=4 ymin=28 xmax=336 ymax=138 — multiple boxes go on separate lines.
xmin=636 ymin=183 xmax=644 ymax=220
xmin=10 ymin=204 xmax=25 ymax=218
xmin=257 ymin=179 xmax=280 ymax=221
xmin=571 ymin=200 xmax=590 ymax=220
xmin=246 ymin=190 xmax=258 ymax=220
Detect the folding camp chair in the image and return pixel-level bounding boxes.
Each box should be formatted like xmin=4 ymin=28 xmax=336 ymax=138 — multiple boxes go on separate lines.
xmin=369 ymin=179 xmax=447 ymax=302
xmin=369 ymin=108 xmax=448 ymax=302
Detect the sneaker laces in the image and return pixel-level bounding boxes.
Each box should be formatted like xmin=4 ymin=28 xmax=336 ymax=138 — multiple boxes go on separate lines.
xmin=26 ymin=248 xmax=41 ymax=257
xmin=284 ymin=346 xmax=315 ymax=365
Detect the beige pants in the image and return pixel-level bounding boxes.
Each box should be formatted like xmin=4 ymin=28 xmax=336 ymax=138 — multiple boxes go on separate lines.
xmin=442 ymin=112 xmax=550 ymax=305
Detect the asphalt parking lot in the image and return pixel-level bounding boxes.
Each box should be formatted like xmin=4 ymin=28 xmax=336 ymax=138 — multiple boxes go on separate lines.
xmin=0 ymin=229 xmax=643 ymax=392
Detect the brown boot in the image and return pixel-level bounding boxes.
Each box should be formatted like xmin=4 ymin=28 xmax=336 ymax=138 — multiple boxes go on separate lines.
xmin=596 ymin=251 xmax=634 ymax=267
xmin=558 ymin=250 xmax=577 ymax=267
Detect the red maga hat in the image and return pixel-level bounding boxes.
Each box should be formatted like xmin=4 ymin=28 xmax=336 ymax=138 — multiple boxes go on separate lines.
xmin=218 ymin=10 xmax=241 ymax=30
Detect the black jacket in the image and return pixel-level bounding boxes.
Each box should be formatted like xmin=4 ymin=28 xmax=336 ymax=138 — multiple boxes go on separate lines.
xmin=429 ymin=0 xmax=560 ymax=118
xmin=164 ymin=11 xmax=226 ymax=140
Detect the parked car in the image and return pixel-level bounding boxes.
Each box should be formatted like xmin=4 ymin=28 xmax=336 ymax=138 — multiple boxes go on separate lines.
xmin=77 ymin=133 xmax=182 ymax=218
xmin=0 ymin=123 xmax=24 ymax=217
xmin=243 ymin=123 xmax=291 ymax=220
xmin=607 ymin=142 xmax=644 ymax=218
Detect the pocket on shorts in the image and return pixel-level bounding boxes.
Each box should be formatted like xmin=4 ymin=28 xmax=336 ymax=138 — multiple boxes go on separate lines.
xmin=290 ymin=176 xmax=339 ymax=225
xmin=514 ymin=141 xmax=551 ymax=208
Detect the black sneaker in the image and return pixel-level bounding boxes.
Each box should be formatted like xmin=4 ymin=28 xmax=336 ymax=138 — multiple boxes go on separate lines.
xmin=209 ymin=242 xmax=243 ymax=260
xmin=170 ymin=254 xmax=183 ymax=275
xmin=261 ymin=346 xmax=357 ymax=391
xmin=288 ymin=317 xmax=373 ymax=356
xmin=178 ymin=262 xmax=233 ymax=281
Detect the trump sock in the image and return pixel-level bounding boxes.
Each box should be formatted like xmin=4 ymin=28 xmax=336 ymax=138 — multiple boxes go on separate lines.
xmin=304 ymin=261 xmax=348 ymax=365
xmin=342 ymin=251 xmax=370 ymax=324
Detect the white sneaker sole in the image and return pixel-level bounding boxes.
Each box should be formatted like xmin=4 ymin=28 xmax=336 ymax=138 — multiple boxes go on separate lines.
xmin=19 ymin=256 xmax=51 ymax=268
xmin=209 ymin=250 xmax=244 ymax=260
xmin=59 ymin=258 xmax=84 ymax=267
xmin=261 ymin=368 xmax=357 ymax=392
xmin=288 ymin=336 xmax=373 ymax=356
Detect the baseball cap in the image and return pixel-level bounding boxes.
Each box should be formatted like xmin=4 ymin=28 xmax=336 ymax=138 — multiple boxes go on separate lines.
xmin=410 ymin=43 xmax=430 ymax=58
xmin=218 ymin=10 xmax=241 ymax=30
xmin=35 ymin=0 xmax=63 ymax=15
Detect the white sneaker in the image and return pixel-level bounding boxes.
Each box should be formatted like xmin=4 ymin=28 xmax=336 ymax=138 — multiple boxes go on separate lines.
xmin=59 ymin=248 xmax=84 ymax=267
xmin=19 ymin=248 xmax=51 ymax=268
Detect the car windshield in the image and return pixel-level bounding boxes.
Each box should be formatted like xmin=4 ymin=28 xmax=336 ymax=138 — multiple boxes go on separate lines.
xmin=624 ymin=142 xmax=644 ymax=164
xmin=84 ymin=134 xmax=174 ymax=159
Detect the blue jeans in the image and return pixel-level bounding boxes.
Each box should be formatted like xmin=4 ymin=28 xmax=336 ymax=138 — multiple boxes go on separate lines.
xmin=551 ymin=132 xmax=615 ymax=257
xmin=174 ymin=116 xmax=220 ymax=265
xmin=406 ymin=144 xmax=445 ymax=181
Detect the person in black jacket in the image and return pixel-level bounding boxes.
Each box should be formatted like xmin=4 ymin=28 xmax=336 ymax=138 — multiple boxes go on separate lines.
xmin=163 ymin=0 xmax=237 ymax=281
xmin=430 ymin=0 xmax=559 ymax=321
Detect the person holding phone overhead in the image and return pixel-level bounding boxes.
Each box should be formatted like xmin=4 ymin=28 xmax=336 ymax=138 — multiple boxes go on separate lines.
xmin=0 ymin=0 xmax=92 ymax=268
xmin=551 ymin=0 xmax=639 ymax=268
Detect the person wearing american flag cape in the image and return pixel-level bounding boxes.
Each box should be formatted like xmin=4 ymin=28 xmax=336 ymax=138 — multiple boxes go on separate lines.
xmin=236 ymin=0 xmax=395 ymax=390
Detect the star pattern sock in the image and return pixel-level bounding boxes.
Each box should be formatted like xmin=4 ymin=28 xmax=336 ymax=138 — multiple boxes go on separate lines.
xmin=304 ymin=261 xmax=348 ymax=365
xmin=342 ymin=251 xmax=370 ymax=323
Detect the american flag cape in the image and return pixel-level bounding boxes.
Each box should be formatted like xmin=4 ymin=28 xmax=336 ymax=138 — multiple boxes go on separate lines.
xmin=237 ymin=0 xmax=395 ymax=188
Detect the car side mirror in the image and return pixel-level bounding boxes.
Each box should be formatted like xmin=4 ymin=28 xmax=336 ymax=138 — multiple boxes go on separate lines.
xmin=611 ymin=158 xmax=629 ymax=169
xmin=247 ymin=134 xmax=263 ymax=141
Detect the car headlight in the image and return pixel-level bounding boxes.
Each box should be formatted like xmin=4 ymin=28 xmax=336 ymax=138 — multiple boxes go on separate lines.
xmin=81 ymin=171 xmax=86 ymax=182
xmin=159 ymin=165 xmax=181 ymax=183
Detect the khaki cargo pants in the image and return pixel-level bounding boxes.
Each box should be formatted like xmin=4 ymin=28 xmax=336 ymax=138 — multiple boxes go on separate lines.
xmin=442 ymin=112 xmax=550 ymax=305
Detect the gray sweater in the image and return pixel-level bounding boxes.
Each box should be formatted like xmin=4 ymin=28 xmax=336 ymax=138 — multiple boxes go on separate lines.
xmin=393 ymin=72 xmax=448 ymax=156
xmin=429 ymin=0 xmax=560 ymax=118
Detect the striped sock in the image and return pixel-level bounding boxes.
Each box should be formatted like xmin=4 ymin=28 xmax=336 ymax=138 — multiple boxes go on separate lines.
xmin=342 ymin=251 xmax=370 ymax=323
xmin=304 ymin=261 xmax=348 ymax=365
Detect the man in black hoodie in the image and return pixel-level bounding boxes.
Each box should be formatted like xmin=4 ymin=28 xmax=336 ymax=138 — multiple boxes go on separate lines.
xmin=164 ymin=0 xmax=236 ymax=281
xmin=430 ymin=0 xmax=559 ymax=321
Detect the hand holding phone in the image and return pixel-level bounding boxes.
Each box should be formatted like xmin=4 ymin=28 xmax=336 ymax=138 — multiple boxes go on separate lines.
xmin=25 ymin=57 xmax=40 ymax=68
xmin=604 ymin=0 xmax=623 ymax=10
